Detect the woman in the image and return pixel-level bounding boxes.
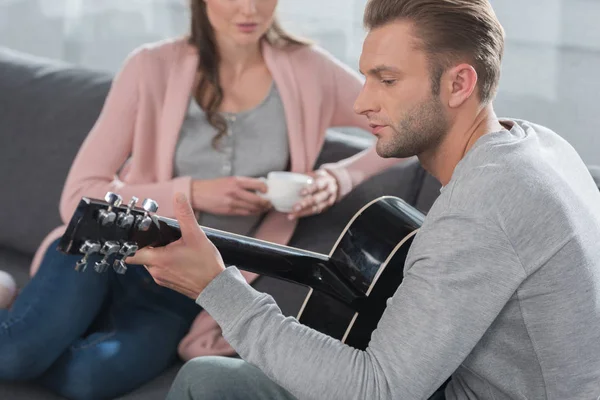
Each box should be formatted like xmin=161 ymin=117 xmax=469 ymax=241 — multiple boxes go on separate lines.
xmin=0 ymin=0 xmax=402 ymax=398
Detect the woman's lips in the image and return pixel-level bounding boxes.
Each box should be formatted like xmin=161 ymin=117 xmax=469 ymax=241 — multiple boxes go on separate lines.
xmin=237 ymin=23 xmax=258 ymax=33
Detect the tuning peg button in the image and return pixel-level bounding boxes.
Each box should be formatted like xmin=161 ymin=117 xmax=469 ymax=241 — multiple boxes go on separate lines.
xmin=142 ymin=199 xmax=158 ymax=213
xmin=111 ymin=242 xmax=139 ymax=275
xmin=105 ymin=192 xmax=123 ymax=207
xmin=136 ymin=198 xmax=159 ymax=232
xmin=98 ymin=211 xmax=116 ymax=226
xmin=136 ymin=216 xmax=152 ymax=232
xmin=94 ymin=241 xmax=121 ymax=273
xmin=119 ymin=242 xmax=139 ymax=258
xmin=116 ymin=213 xmax=134 ymax=229
xmin=79 ymin=240 xmax=101 ymax=255
xmin=98 ymin=192 xmax=123 ymax=226
xmin=128 ymin=197 xmax=139 ymax=208
xmin=94 ymin=260 xmax=110 ymax=273
xmin=100 ymin=241 xmax=121 ymax=256
xmin=113 ymin=259 xmax=128 ymax=275
xmin=75 ymin=240 xmax=101 ymax=272
xmin=117 ymin=197 xmax=138 ymax=229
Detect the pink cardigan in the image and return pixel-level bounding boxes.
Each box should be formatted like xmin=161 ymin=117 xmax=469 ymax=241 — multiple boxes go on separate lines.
xmin=30 ymin=37 xmax=401 ymax=360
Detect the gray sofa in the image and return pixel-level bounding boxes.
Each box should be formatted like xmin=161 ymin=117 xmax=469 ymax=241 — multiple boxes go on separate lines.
xmin=0 ymin=47 xmax=441 ymax=399
xmin=1 ymin=47 xmax=598 ymax=400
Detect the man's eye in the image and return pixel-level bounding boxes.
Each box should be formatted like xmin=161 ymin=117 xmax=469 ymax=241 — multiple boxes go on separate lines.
xmin=381 ymin=79 xmax=397 ymax=86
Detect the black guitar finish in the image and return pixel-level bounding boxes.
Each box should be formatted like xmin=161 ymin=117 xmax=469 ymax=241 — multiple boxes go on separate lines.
xmin=298 ymin=197 xmax=422 ymax=348
xmin=58 ymin=195 xmax=423 ymax=351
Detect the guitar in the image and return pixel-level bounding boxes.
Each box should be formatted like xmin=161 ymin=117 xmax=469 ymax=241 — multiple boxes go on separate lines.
xmin=58 ymin=192 xmax=424 ymax=351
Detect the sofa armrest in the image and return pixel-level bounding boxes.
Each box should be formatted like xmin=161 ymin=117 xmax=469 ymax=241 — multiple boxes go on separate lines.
xmin=0 ymin=47 xmax=111 ymax=255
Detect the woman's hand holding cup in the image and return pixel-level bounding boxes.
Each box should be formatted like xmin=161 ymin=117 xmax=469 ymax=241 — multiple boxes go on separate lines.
xmin=287 ymin=169 xmax=339 ymax=220
xmin=191 ymin=176 xmax=271 ymax=216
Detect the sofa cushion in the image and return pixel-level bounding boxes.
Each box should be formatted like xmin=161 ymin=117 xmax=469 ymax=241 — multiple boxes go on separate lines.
xmin=0 ymin=382 xmax=64 ymax=400
xmin=0 ymin=47 xmax=111 ymax=255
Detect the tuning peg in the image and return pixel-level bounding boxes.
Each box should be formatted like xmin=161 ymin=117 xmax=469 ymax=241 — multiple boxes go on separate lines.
xmin=75 ymin=240 xmax=101 ymax=272
xmin=136 ymin=198 xmax=159 ymax=231
xmin=93 ymin=241 xmax=120 ymax=273
xmin=119 ymin=242 xmax=139 ymax=257
xmin=98 ymin=192 xmax=123 ymax=226
xmin=142 ymin=198 xmax=158 ymax=213
xmin=113 ymin=259 xmax=128 ymax=275
xmin=112 ymin=242 xmax=139 ymax=275
xmin=105 ymin=192 xmax=123 ymax=206
xmin=117 ymin=196 xmax=138 ymax=229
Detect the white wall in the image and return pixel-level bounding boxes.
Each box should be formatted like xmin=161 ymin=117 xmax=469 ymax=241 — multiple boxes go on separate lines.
xmin=1 ymin=0 xmax=598 ymax=164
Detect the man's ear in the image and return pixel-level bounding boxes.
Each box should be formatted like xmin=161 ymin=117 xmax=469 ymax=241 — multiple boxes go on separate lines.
xmin=445 ymin=64 xmax=478 ymax=108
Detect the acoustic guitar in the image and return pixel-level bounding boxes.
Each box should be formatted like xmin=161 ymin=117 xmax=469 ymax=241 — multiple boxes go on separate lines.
xmin=58 ymin=192 xmax=423 ymax=351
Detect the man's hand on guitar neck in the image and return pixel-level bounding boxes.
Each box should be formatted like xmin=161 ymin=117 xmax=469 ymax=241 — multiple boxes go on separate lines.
xmin=126 ymin=193 xmax=226 ymax=300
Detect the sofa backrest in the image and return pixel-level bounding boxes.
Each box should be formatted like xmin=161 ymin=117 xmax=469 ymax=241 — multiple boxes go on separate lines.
xmin=0 ymin=47 xmax=111 ymax=255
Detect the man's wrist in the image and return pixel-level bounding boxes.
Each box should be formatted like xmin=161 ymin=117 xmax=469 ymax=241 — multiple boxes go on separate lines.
xmin=194 ymin=264 xmax=226 ymax=298
xmin=195 ymin=267 xmax=259 ymax=318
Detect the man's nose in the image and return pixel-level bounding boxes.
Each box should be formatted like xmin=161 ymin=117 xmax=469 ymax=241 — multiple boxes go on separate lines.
xmin=353 ymin=83 xmax=376 ymax=116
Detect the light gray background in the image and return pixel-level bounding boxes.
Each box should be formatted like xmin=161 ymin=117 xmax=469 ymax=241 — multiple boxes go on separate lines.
xmin=1 ymin=0 xmax=598 ymax=165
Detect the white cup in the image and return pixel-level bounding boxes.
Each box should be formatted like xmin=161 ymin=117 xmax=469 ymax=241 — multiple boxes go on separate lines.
xmin=259 ymin=172 xmax=314 ymax=213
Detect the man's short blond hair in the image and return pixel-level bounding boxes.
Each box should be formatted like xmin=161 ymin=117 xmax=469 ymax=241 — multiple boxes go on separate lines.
xmin=364 ymin=0 xmax=505 ymax=104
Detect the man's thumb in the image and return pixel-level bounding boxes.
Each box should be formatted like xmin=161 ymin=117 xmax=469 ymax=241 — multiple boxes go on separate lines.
xmin=174 ymin=193 xmax=203 ymax=243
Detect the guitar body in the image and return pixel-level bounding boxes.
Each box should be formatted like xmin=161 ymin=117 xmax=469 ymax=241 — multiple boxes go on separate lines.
xmin=297 ymin=196 xmax=422 ymax=350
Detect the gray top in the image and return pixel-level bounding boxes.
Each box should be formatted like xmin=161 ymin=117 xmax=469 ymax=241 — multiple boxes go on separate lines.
xmin=174 ymin=83 xmax=289 ymax=236
xmin=197 ymin=119 xmax=600 ymax=399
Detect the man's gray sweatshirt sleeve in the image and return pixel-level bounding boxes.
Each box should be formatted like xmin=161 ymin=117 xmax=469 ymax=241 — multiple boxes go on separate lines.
xmin=196 ymin=213 xmax=526 ymax=400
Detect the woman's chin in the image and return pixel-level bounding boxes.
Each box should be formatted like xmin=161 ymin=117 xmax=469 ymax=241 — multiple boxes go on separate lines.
xmin=232 ymin=35 xmax=262 ymax=47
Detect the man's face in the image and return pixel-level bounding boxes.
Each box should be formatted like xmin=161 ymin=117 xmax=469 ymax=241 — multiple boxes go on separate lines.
xmin=354 ymin=21 xmax=449 ymax=159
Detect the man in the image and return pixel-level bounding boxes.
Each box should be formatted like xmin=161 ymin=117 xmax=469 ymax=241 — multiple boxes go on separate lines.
xmin=128 ymin=0 xmax=600 ymax=399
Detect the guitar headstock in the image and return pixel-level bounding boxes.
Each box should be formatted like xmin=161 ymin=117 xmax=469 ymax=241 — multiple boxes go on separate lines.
xmin=57 ymin=192 xmax=176 ymax=274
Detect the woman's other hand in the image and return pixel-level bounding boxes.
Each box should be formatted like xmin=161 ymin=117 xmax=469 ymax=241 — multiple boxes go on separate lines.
xmin=287 ymin=169 xmax=339 ymax=220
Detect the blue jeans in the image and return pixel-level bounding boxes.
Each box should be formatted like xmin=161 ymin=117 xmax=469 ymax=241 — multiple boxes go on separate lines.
xmin=167 ymin=357 xmax=448 ymax=400
xmin=0 ymin=239 xmax=200 ymax=399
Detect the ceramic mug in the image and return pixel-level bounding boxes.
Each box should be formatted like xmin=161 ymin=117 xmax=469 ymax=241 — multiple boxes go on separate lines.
xmin=258 ymin=172 xmax=314 ymax=213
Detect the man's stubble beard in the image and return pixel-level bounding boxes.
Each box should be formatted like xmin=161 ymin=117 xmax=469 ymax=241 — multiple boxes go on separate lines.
xmin=376 ymin=94 xmax=449 ymax=159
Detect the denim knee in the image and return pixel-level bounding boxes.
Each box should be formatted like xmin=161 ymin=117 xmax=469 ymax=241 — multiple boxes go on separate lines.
xmin=0 ymin=341 xmax=49 ymax=380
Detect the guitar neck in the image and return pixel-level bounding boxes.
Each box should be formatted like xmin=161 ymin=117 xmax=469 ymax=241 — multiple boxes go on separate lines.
xmin=152 ymin=216 xmax=364 ymax=306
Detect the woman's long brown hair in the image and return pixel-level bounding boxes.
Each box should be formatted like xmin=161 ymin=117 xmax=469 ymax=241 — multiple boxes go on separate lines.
xmin=189 ymin=1 xmax=309 ymax=149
